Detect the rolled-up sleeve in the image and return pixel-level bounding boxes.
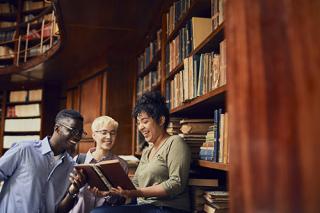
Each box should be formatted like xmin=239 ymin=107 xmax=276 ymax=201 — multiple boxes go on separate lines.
xmin=160 ymin=137 xmax=191 ymax=197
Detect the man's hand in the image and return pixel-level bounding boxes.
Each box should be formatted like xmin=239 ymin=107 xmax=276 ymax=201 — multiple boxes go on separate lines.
xmin=68 ymin=168 xmax=86 ymax=195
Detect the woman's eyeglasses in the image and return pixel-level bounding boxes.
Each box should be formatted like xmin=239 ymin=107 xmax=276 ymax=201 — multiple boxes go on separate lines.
xmin=94 ymin=130 xmax=116 ymax=137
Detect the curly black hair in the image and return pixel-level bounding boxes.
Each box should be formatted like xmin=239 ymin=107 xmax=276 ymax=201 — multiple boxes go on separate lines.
xmin=133 ymin=91 xmax=170 ymax=129
xmin=55 ymin=109 xmax=84 ymax=124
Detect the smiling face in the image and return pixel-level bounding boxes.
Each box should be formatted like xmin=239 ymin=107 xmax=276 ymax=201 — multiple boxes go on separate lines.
xmin=136 ymin=111 xmax=164 ymax=144
xmin=56 ymin=117 xmax=84 ymax=151
xmin=92 ymin=122 xmax=117 ymax=152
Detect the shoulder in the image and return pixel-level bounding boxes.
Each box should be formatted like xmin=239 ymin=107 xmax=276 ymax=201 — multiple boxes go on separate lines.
xmin=12 ymin=139 xmax=41 ymax=151
xmin=166 ymin=135 xmax=190 ymax=154
xmin=167 ymin=135 xmax=186 ymax=148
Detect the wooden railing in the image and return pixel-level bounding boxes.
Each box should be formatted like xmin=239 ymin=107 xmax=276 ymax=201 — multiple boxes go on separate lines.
xmin=0 ymin=4 xmax=59 ymax=69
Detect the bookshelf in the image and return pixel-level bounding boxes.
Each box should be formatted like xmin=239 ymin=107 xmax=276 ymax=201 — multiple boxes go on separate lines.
xmin=133 ymin=0 xmax=228 ymax=211
xmin=0 ymin=88 xmax=43 ymax=154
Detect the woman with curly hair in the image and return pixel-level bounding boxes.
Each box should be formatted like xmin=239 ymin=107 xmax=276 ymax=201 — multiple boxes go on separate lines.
xmin=92 ymin=91 xmax=191 ymax=213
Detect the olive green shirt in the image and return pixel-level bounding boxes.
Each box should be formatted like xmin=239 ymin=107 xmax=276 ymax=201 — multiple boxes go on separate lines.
xmin=132 ymin=135 xmax=191 ymax=211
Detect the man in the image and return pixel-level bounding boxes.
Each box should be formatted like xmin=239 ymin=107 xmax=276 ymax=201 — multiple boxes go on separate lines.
xmin=0 ymin=109 xmax=86 ymax=213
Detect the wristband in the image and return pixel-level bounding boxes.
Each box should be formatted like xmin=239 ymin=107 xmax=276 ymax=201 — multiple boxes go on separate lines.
xmin=68 ymin=190 xmax=78 ymax=199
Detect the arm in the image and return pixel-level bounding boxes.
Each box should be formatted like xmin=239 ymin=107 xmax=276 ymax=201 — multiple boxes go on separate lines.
xmin=160 ymin=137 xmax=191 ymax=197
xmin=0 ymin=143 xmax=22 ymax=181
xmin=56 ymin=169 xmax=86 ymax=213
xmin=113 ymin=137 xmax=191 ymax=199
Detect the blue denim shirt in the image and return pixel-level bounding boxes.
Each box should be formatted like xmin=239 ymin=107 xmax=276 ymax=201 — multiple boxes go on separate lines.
xmin=0 ymin=137 xmax=75 ymax=213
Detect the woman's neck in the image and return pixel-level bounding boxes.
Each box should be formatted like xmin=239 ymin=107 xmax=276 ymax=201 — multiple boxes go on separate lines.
xmin=153 ymin=131 xmax=169 ymax=149
xmin=92 ymin=148 xmax=110 ymax=161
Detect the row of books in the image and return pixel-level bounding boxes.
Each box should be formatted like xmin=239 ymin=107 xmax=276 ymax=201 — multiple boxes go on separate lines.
xmin=0 ymin=3 xmax=16 ymax=14
xmin=168 ymin=42 xmax=226 ymax=109
xmin=136 ymin=63 xmax=161 ymax=98
xmin=4 ymin=118 xmax=41 ymax=132
xmin=200 ymin=109 xmax=229 ymax=163
xmin=6 ymin=103 xmax=41 ymax=118
xmin=3 ymin=135 xmax=40 ymax=149
xmin=211 ymin=0 xmax=225 ymax=31
xmin=23 ymin=1 xmax=49 ymax=12
xmin=203 ymin=190 xmax=229 ymax=213
xmin=167 ymin=118 xmax=215 ymax=162
xmin=166 ymin=17 xmax=213 ymax=73
xmin=189 ymin=176 xmax=228 ymax=213
xmin=166 ymin=0 xmax=191 ymax=37
xmin=0 ymin=31 xmax=15 ymax=43
xmin=0 ymin=22 xmax=17 ymax=28
xmin=0 ymin=1 xmax=48 ymax=14
xmin=137 ymin=28 xmax=162 ymax=74
xmin=9 ymin=89 xmax=42 ymax=103
xmin=0 ymin=46 xmax=14 ymax=59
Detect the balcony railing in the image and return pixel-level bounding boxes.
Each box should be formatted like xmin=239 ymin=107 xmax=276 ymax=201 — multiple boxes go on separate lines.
xmin=0 ymin=3 xmax=60 ymax=70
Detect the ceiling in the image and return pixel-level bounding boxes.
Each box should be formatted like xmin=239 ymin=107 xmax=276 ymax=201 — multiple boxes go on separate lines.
xmin=0 ymin=0 xmax=165 ymax=87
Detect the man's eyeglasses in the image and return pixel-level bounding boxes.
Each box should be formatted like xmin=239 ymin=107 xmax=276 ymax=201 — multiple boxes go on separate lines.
xmin=57 ymin=122 xmax=87 ymax=138
xmin=94 ymin=130 xmax=116 ymax=137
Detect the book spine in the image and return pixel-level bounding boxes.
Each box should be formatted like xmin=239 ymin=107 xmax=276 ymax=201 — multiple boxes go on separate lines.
xmin=92 ymin=165 xmax=112 ymax=190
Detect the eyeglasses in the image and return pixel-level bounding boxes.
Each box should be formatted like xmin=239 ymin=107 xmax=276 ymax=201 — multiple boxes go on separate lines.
xmin=94 ymin=130 xmax=116 ymax=137
xmin=57 ymin=122 xmax=87 ymax=138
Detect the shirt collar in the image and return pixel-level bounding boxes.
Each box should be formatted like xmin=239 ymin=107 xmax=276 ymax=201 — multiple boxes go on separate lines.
xmin=40 ymin=136 xmax=67 ymax=158
xmin=41 ymin=136 xmax=52 ymax=155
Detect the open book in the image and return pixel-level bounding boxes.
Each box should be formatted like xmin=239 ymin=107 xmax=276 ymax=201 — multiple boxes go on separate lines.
xmin=75 ymin=159 xmax=136 ymax=191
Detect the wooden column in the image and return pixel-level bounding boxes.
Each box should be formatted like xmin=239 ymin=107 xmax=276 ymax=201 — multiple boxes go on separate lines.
xmin=226 ymin=0 xmax=320 ymax=212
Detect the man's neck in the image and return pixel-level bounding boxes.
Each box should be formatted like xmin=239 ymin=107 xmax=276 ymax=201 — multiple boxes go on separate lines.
xmin=49 ymin=138 xmax=64 ymax=156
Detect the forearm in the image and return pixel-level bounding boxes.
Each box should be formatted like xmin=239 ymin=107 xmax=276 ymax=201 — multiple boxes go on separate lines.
xmin=131 ymin=184 xmax=168 ymax=198
xmin=56 ymin=191 xmax=78 ymax=213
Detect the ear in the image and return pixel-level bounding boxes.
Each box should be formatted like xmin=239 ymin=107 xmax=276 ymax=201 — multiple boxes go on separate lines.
xmin=92 ymin=132 xmax=98 ymax=141
xmin=159 ymin=116 xmax=166 ymax=126
xmin=54 ymin=124 xmax=62 ymax=135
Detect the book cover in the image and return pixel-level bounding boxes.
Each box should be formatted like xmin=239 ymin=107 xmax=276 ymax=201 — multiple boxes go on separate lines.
xmin=75 ymin=159 xmax=136 ymax=191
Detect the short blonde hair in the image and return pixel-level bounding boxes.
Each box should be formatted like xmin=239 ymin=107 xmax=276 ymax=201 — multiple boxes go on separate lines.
xmin=91 ymin=116 xmax=119 ymax=132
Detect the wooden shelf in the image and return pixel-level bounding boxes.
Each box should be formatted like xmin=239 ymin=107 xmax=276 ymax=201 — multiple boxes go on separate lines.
xmin=197 ymin=160 xmax=229 ymax=171
xmin=6 ymin=101 xmax=42 ymax=106
xmin=170 ymin=85 xmax=226 ymax=117
xmin=4 ymin=131 xmax=40 ymax=135
xmin=138 ymin=50 xmax=161 ymax=78
xmin=0 ymin=12 xmax=17 ymax=22
xmin=5 ymin=116 xmax=40 ymax=119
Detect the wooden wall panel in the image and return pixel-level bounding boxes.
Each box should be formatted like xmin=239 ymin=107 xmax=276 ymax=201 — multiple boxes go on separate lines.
xmin=80 ymin=74 xmax=103 ymax=137
xmin=227 ymin=0 xmax=320 ymax=212
xmin=66 ymin=90 xmax=73 ymax=109
xmin=106 ymin=61 xmax=134 ymax=155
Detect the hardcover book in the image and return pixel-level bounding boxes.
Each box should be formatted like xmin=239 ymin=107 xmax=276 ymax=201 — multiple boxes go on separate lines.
xmin=75 ymin=159 xmax=136 ymax=191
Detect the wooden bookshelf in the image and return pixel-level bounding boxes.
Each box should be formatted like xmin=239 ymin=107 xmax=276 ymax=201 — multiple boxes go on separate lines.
xmin=197 ymin=160 xmax=229 ymax=171
xmin=170 ymin=85 xmax=226 ymax=117
xmin=0 ymin=88 xmax=43 ymax=152
xmin=166 ymin=24 xmax=224 ymax=81
xmin=138 ymin=49 xmax=161 ymax=78
xmin=167 ymin=0 xmax=211 ymax=43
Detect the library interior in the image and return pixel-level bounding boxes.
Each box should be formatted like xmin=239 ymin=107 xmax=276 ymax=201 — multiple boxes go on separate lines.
xmin=0 ymin=0 xmax=319 ymax=212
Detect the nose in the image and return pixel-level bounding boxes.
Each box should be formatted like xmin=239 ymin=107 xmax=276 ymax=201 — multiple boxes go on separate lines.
xmin=137 ymin=123 xmax=144 ymax=131
xmin=105 ymin=132 xmax=111 ymax=139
